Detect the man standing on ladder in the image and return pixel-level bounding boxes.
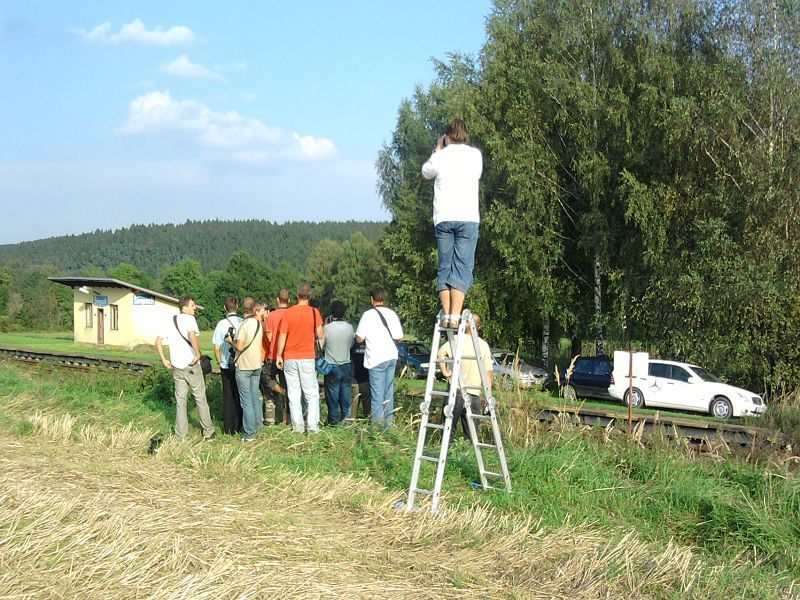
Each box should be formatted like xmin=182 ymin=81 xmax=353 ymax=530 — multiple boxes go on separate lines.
xmin=437 ymin=313 xmax=493 ymax=445
xmin=422 ymin=118 xmax=482 ymax=329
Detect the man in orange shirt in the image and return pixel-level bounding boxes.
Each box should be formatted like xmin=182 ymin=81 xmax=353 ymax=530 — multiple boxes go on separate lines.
xmin=275 ymin=283 xmax=324 ymax=434
xmin=263 ymin=289 xmax=290 ymax=424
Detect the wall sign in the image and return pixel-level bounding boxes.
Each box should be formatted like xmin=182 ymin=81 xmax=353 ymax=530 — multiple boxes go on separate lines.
xmin=133 ymin=294 xmax=155 ymax=306
xmin=93 ymin=295 xmax=109 ymax=307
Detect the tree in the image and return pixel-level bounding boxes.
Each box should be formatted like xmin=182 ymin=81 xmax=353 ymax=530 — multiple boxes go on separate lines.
xmin=305 ymin=239 xmax=343 ymax=315
xmin=330 ymin=232 xmax=385 ymax=319
xmin=108 ymin=263 xmax=153 ymax=289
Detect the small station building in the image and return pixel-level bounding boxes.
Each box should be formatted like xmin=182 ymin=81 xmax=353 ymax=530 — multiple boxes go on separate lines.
xmin=48 ymin=276 xmax=184 ymax=347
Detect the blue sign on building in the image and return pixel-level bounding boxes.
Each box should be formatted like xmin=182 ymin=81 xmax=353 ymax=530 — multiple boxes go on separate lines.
xmin=93 ymin=295 xmax=109 ymax=307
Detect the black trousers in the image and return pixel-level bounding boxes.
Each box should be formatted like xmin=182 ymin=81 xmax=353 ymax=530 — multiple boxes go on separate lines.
xmin=259 ymin=359 xmax=288 ymax=424
xmin=443 ymin=392 xmax=480 ymax=445
xmin=221 ymin=366 xmax=243 ymax=434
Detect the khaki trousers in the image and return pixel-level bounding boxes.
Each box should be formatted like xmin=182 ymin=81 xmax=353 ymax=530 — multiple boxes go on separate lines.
xmin=173 ymin=365 xmax=215 ymax=439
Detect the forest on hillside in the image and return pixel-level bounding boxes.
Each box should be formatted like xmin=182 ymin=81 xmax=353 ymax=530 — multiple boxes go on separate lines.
xmin=0 ymin=222 xmax=386 ymax=335
xmin=0 ymin=220 xmax=386 ymax=275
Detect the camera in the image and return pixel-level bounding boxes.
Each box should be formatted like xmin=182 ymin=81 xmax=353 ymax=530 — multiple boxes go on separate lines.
xmin=227 ymin=327 xmax=236 ymax=358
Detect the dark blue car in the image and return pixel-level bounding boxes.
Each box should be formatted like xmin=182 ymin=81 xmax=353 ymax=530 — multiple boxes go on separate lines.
xmin=561 ymin=355 xmax=614 ymax=400
xmin=395 ymin=341 xmax=436 ymax=379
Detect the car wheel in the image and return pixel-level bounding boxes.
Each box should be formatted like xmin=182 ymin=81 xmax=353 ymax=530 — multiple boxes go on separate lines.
xmin=563 ymin=384 xmax=577 ymax=401
xmin=710 ymin=396 xmax=733 ymax=419
xmin=407 ymin=366 xmax=420 ymax=380
xmin=501 ymin=376 xmax=513 ymax=391
xmin=623 ymin=388 xmax=645 ymax=408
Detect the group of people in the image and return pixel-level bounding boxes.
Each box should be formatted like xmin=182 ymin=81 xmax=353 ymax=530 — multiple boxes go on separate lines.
xmin=155 ymin=116 xmax=485 ymax=444
xmin=156 ymin=284 xmax=404 ymax=442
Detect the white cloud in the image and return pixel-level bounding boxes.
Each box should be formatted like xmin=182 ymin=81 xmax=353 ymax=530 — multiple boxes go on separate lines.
xmin=121 ymin=90 xmax=338 ymax=162
xmin=160 ymin=55 xmax=224 ymax=81
xmin=76 ymin=18 xmax=196 ymax=45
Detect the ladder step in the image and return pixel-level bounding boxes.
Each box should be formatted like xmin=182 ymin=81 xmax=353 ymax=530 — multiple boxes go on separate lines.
xmin=475 ymin=442 xmax=497 ymax=449
xmin=429 ymin=390 xmax=451 ymax=398
xmin=414 ymin=488 xmax=434 ymax=496
xmin=419 ymin=455 xmax=439 ymax=463
xmin=482 ymin=470 xmax=505 ymax=478
xmin=425 ymin=423 xmax=445 ymax=430
xmin=471 ymin=414 xmax=492 ymax=421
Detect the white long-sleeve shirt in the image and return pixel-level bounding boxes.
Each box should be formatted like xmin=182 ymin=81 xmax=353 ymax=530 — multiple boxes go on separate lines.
xmin=421 ymin=143 xmax=483 ymax=225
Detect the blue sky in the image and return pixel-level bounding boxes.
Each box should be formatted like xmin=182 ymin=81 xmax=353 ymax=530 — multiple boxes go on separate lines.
xmin=0 ymin=1 xmax=492 ymax=244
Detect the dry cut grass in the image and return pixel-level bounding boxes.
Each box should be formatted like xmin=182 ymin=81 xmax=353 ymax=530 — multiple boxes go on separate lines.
xmin=0 ymin=413 xmax=725 ymax=599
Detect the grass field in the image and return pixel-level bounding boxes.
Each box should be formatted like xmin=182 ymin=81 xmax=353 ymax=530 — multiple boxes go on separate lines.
xmin=0 ymin=359 xmax=798 ymax=598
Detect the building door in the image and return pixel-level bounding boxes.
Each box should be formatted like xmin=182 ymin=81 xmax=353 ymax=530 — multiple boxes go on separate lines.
xmin=97 ymin=309 xmax=104 ymax=345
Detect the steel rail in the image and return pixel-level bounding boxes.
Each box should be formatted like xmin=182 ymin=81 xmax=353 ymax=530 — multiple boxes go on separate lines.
xmin=533 ymin=404 xmax=789 ymax=449
xmin=403 ymin=388 xmax=789 ymax=449
xmin=0 ymin=346 xmax=153 ymax=372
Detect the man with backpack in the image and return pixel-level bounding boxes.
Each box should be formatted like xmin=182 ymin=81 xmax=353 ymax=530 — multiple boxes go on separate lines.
xmin=212 ymin=295 xmax=243 ymax=435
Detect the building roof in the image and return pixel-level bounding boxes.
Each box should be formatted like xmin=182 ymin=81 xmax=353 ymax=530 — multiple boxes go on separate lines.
xmin=48 ymin=276 xmax=183 ymax=306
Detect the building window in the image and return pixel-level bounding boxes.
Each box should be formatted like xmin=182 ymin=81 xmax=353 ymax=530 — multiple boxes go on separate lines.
xmin=84 ymin=303 xmax=93 ymax=327
xmin=110 ymin=304 xmax=119 ymax=330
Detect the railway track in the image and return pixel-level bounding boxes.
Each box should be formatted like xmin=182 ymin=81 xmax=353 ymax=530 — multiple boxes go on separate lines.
xmin=533 ymin=404 xmax=790 ymax=449
xmin=1 ymin=345 xmax=790 ymax=450
xmin=402 ymin=388 xmax=790 ymax=450
xmin=0 ymin=346 xmax=153 ymax=372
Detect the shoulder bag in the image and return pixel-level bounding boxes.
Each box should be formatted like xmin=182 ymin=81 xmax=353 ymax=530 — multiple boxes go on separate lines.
xmin=373 ymin=307 xmax=395 ymax=340
xmin=312 ymin=308 xmax=334 ymax=375
xmin=233 ymin=317 xmax=261 ymax=367
xmin=173 ymin=315 xmax=213 ymax=376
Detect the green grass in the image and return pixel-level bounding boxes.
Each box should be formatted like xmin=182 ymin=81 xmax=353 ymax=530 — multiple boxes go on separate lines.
xmin=1 ymin=359 xmax=798 ymax=596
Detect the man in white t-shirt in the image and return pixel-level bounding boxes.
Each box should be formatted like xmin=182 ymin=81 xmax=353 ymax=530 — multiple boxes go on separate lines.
xmin=155 ymin=296 xmax=215 ymax=441
xmin=212 ymin=295 xmax=243 ymax=435
xmin=355 ymin=285 xmax=403 ymax=428
xmin=421 ymin=117 xmax=483 ymax=329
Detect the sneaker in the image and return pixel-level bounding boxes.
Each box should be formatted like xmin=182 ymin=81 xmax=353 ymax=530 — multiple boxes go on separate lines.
xmin=203 ymin=432 xmax=216 ymax=442
xmin=242 ymin=436 xmax=256 ymax=443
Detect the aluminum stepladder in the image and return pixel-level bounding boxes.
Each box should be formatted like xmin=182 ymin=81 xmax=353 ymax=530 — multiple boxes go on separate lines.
xmin=406 ymin=309 xmax=512 ymax=514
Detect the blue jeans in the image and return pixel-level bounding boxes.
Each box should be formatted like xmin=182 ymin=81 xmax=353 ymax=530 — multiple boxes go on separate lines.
xmin=435 ymin=220 xmax=479 ymax=293
xmin=284 ymin=359 xmax=320 ymax=433
xmin=235 ymin=368 xmax=263 ymax=440
xmin=369 ymin=359 xmax=397 ymax=428
xmin=324 ymin=362 xmax=352 ymax=425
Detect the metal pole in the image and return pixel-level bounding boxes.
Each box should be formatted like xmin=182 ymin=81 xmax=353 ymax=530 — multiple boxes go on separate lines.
xmin=628 ymin=349 xmax=633 ymax=435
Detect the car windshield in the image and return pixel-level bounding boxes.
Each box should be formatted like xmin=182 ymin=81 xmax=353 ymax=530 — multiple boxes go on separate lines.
xmin=690 ymin=366 xmax=722 ymax=383
xmin=494 ymin=352 xmax=518 ymax=365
